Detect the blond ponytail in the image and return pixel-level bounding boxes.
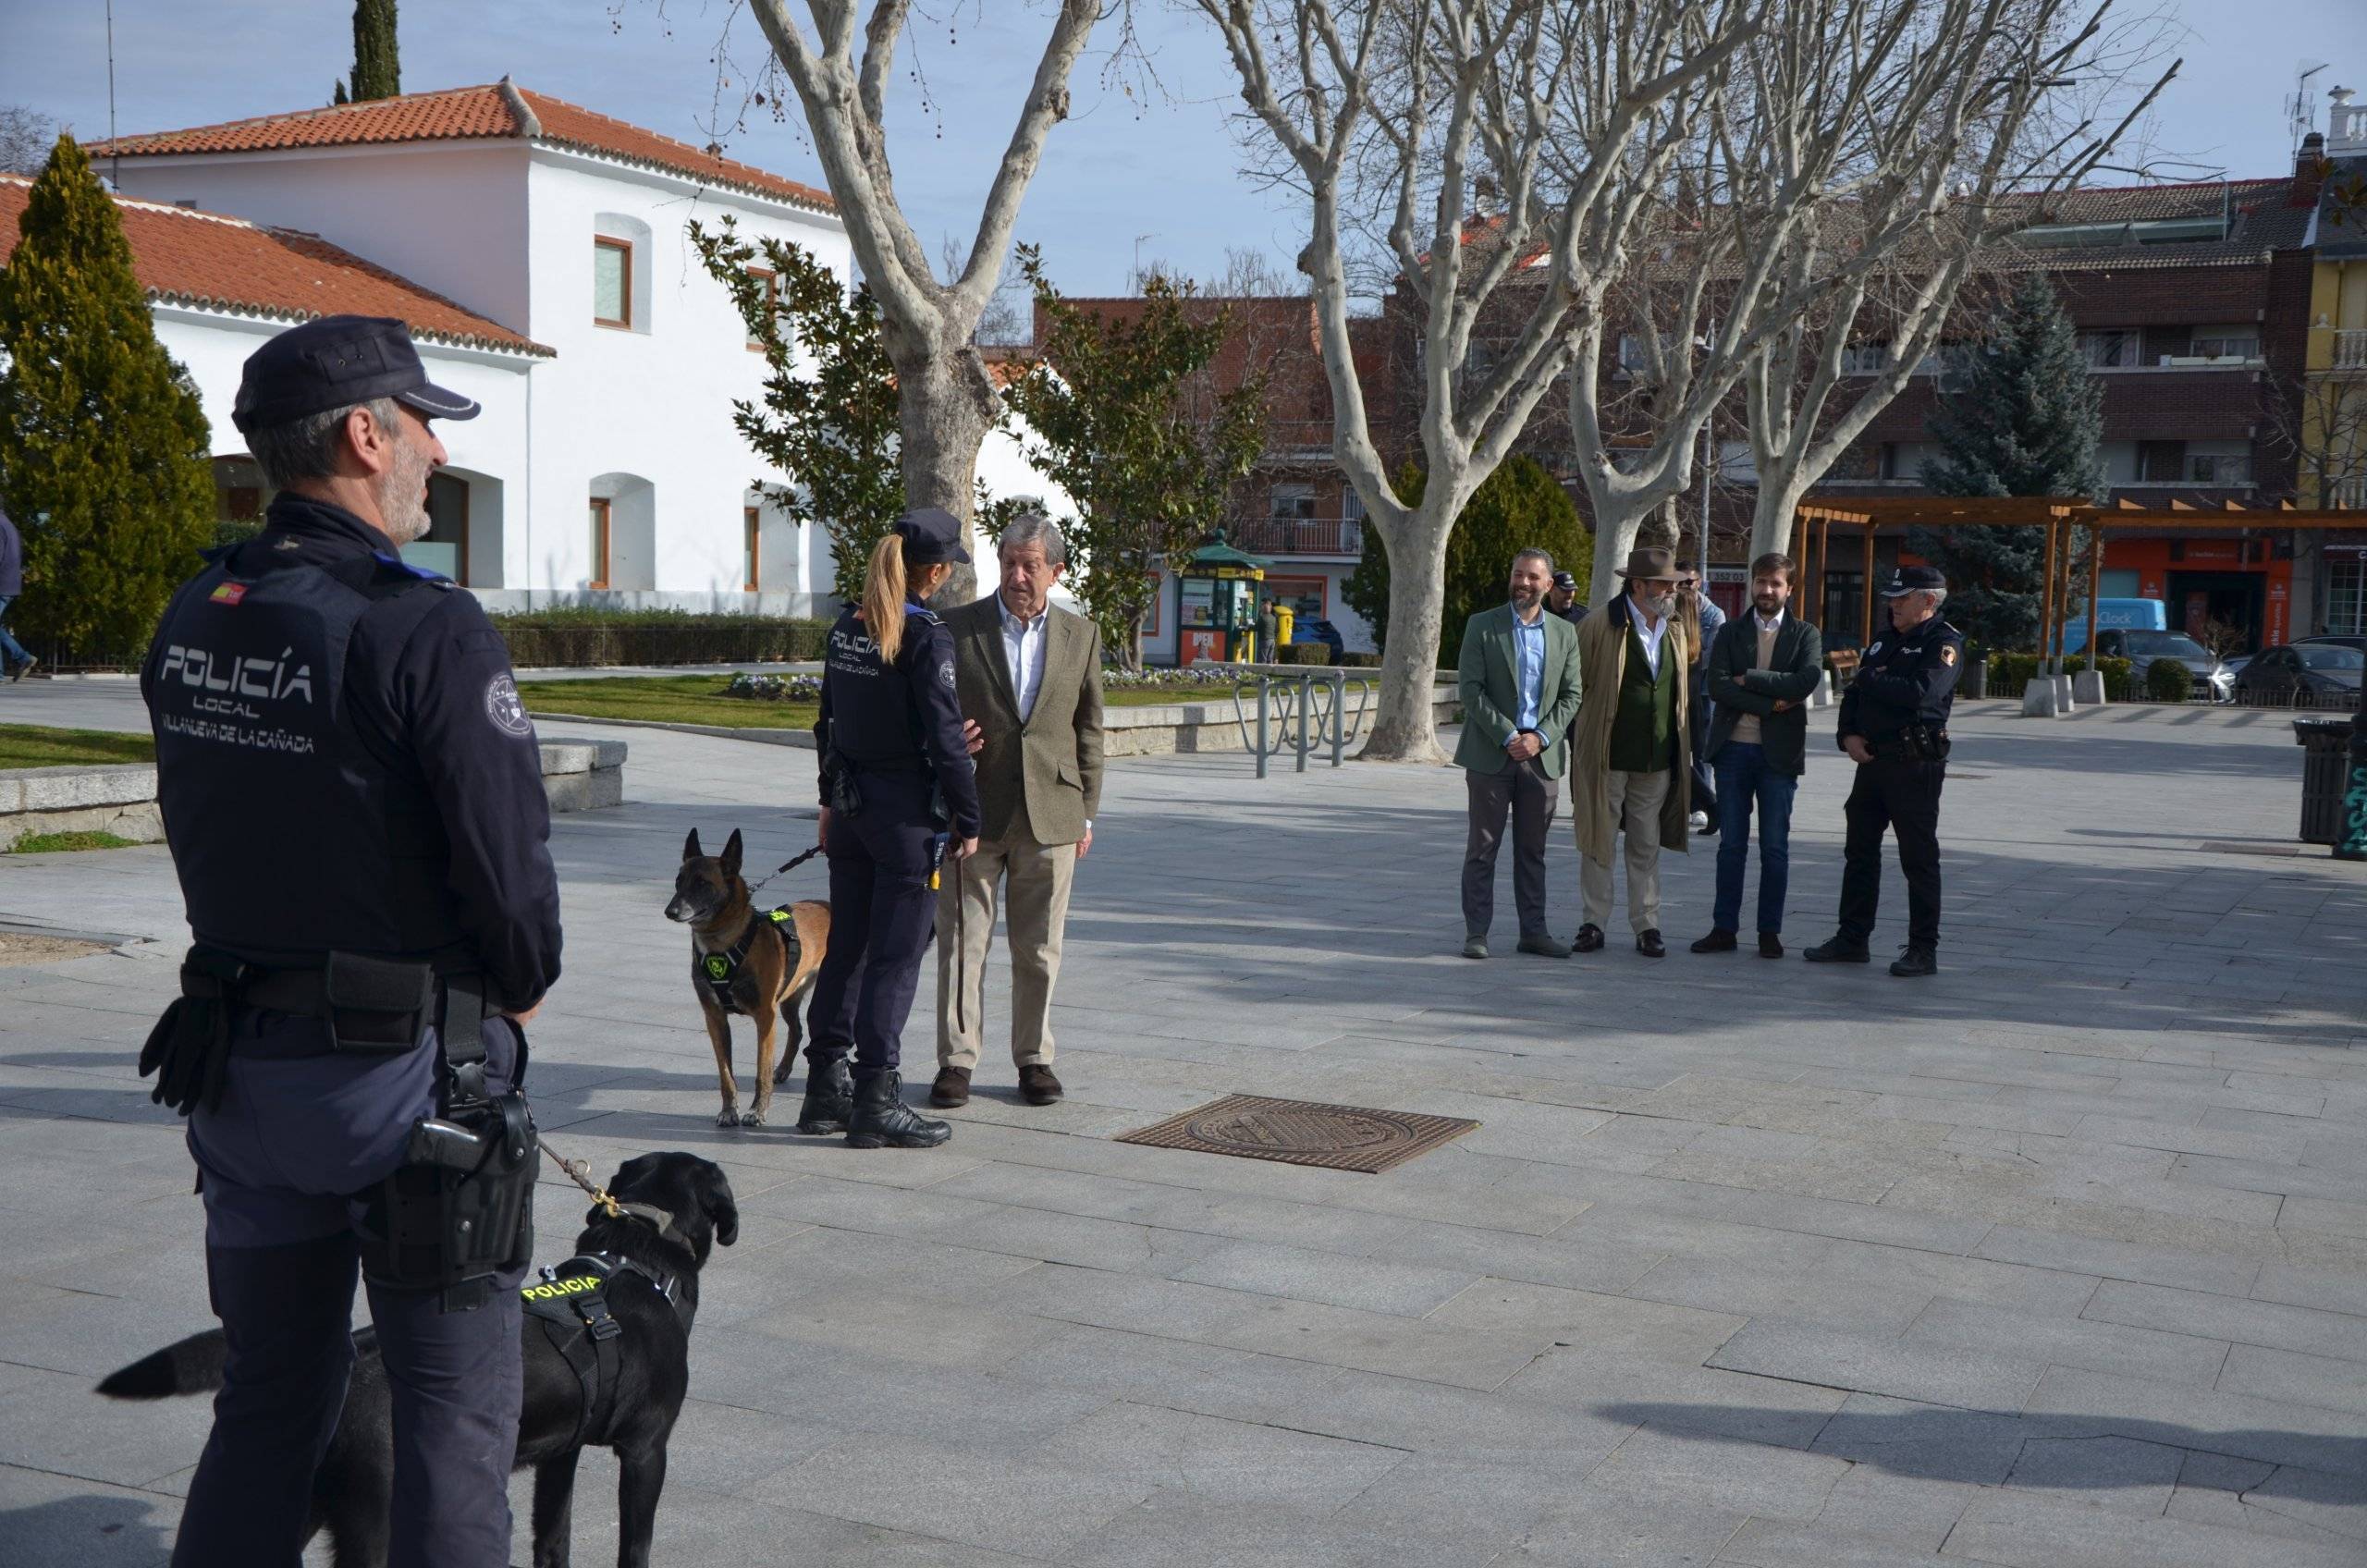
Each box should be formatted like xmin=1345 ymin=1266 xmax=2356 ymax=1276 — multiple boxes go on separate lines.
xmin=861 ymin=533 xmax=909 ymax=662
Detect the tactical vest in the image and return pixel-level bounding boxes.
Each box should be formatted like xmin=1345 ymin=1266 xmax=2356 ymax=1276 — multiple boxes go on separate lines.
xmin=148 ymin=550 xmax=465 ymax=970
xmin=696 ymin=907 xmax=800 ymax=1011
xmin=520 ymin=1251 xmax=682 ymax=1450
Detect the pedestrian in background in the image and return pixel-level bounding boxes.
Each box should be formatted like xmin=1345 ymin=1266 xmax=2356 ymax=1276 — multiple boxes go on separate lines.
xmin=1692 ymin=553 xmax=1822 ymax=958
xmin=1569 ymin=547 xmax=1692 ymax=958
xmin=1547 ymin=570 xmax=1587 ymax=627
xmin=0 ymin=504 xmax=34 ymax=680
xmin=933 ymin=514 xmax=1103 ymax=1111
xmin=1454 ymin=548 xmax=1584 ymax=960
xmin=1681 ymin=572 xmax=1724 ymax=835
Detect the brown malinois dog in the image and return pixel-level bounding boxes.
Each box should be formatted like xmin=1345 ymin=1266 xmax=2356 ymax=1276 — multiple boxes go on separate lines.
xmin=666 ymin=828 xmax=828 ymax=1126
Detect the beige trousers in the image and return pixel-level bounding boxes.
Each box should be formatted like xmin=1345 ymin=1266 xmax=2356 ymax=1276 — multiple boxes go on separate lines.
xmin=1581 ymin=767 xmax=1669 ymax=935
xmin=936 ymin=825 xmax=1076 ymax=1071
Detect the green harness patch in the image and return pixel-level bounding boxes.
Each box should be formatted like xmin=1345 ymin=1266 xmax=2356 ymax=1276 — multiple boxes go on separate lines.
xmin=521 ymin=1274 xmax=604 ymax=1305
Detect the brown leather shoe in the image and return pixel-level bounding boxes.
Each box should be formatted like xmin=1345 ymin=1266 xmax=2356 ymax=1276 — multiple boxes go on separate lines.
xmin=929 ymin=1066 xmax=971 ymax=1108
xmin=1018 ymin=1064 xmax=1064 ymax=1106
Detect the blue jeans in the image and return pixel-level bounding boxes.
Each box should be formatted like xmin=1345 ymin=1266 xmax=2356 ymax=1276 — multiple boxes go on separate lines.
xmin=0 ymin=595 xmax=29 ymax=668
xmin=1712 ymin=742 xmax=1797 ymax=935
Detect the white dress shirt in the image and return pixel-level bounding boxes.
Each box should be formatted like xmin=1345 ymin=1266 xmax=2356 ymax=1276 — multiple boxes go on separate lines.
xmin=1633 ymin=604 xmax=1669 ymax=675
xmin=1000 ymin=594 xmax=1049 ymax=723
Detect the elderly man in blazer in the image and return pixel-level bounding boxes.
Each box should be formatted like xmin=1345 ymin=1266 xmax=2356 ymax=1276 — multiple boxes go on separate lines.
xmin=1693 ymin=552 xmax=1823 ymax=958
xmin=1454 ymin=548 xmax=1585 ymax=960
xmin=1570 ymin=545 xmax=1692 ymax=957
xmin=933 ymin=515 xmax=1105 ymax=1109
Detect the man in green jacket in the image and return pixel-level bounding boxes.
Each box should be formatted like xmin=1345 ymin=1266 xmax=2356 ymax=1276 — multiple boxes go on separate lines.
xmin=1455 ymin=548 xmax=1585 ymax=959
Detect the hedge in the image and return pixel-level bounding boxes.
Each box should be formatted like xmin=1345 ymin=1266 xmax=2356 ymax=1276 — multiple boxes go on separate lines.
xmin=490 ymin=609 xmax=832 ymax=668
xmin=2145 ymin=656 xmax=2192 ymax=702
xmin=1984 ymin=652 xmax=2135 ymax=702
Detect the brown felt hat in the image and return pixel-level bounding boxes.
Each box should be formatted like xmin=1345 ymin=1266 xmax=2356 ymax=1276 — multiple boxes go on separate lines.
xmin=1613 ymin=546 xmax=1680 ymax=581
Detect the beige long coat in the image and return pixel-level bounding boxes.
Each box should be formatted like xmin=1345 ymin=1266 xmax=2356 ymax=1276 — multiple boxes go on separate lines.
xmin=1570 ymin=592 xmax=1692 ymax=864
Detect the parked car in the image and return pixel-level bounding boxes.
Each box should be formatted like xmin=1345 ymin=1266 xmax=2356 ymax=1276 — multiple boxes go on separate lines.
xmin=2234 ymin=641 xmax=2365 ymax=706
xmin=1291 ymin=617 xmax=1346 ymax=657
xmin=2294 ymin=633 xmax=2366 ymax=653
xmin=2060 ymin=596 xmax=2169 ymax=656
xmin=2091 ymin=628 xmax=2235 ymax=703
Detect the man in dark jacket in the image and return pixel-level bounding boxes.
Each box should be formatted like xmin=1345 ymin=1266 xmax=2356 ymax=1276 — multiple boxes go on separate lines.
xmin=0 ymin=505 xmax=33 ymax=679
xmin=1691 ymin=553 xmax=1823 ymax=958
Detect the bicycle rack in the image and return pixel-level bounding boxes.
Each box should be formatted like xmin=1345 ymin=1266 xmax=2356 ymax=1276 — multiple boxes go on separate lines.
xmin=1226 ymin=666 xmax=1377 ymax=778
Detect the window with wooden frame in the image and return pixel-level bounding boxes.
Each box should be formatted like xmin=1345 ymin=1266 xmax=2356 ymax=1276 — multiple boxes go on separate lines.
xmin=588 ymin=497 xmax=613 ymax=589
xmin=743 ymin=506 xmax=762 ymax=591
xmin=745 ymin=268 xmax=777 ymax=350
xmin=593 ymin=237 xmax=632 ymax=328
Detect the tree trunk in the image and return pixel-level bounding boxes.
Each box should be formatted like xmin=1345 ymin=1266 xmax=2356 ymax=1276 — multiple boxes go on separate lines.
xmin=1749 ymin=459 xmax=1813 ymax=563
xmin=888 ymin=337 xmax=997 ymax=606
xmin=1359 ymin=508 xmax=1453 ymax=765
xmin=1588 ymin=498 xmax=1657 ymax=606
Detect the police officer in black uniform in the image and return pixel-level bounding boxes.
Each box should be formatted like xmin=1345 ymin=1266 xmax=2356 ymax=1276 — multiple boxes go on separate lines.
xmin=798 ymin=508 xmax=983 ymax=1148
xmin=138 ymin=315 xmax=558 ymax=1567
xmin=1806 ymin=565 xmax=1965 ymax=977
xmin=1548 ymin=570 xmax=1588 ymax=626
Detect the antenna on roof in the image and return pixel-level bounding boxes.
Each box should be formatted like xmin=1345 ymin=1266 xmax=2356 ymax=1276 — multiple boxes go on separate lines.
xmin=2287 ymin=60 xmax=2330 ymax=156
xmin=105 ymin=0 xmax=118 ymax=187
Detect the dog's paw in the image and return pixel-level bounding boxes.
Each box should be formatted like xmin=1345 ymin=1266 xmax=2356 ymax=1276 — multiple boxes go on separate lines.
xmin=716 ymin=1108 xmax=742 ymax=1128
xmin=771 ymin=1059 xmax=794 ymax=1085
xmin=741 ymin=1109 xmax=767 ymax=1128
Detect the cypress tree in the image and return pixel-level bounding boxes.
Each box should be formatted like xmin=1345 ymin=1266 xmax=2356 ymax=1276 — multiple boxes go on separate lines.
xmin=0 ymin=135 xmax=214 ymax=661
xmin=1907 ymin=270 xmax=2103 ymax=649
xmin=1344 ymin=454 xmax=1593 ymax=656
xmin=350 ymin=0 xmax=399 ymax=103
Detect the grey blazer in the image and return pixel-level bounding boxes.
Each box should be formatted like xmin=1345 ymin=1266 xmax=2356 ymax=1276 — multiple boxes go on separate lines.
xmin=1702 ymin=612 xmax=1824 ymax=776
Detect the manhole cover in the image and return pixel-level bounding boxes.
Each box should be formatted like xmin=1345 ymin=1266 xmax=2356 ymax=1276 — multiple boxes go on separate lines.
xmin=1115 ymin=1094 xmax=1478 ymax=1174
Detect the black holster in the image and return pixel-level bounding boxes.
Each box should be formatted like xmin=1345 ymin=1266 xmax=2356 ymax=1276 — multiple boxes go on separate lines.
xmin=823 ymin=751 xmax=865 ymax=817
xmin=138 ymin=948 xmax=249 ymax=1117
xmin=1901 ymin=724 xmax=1952 ymax=762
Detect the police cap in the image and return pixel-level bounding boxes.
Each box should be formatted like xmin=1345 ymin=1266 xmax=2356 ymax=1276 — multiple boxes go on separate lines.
xmin=233 ymin=314 xmax=482 ymax=434
xmin=1551 ymin=570 xmax=1579 ymax=593
xmin=1881 ymin=565 xmax=1947 ymax=597
xmin=894 ymin=507 xmax=973 ymax=566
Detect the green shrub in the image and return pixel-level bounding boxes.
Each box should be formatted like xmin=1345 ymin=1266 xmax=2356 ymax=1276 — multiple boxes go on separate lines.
xmin=2145 ymin=657 xmax=2192 ymax=703
xmin=1281 ymin=642 xmax=1331 ymax=666
xmin=489 ymin=608 xmax=832 ymax=668
xmin=1340 ymin=651 xmax=1380 ymax=668
xmin=1983 ymin=651 xmax=2135 ymax=701
xmin=2061 ymin=653 xmax=2135 ymax=701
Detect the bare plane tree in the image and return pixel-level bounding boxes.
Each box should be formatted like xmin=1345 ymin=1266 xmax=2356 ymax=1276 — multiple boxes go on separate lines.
xmin=1196 ymin=0 xmax=1758 ymax=762
xmin=745 ymin=1 xmax=1121 ymax=599
xmin=1567 ymin=0 xmax=2173 ymax=597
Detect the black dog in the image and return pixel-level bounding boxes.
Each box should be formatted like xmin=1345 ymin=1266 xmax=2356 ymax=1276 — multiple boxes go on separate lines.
xmin=98 ymin=1151 xmax=738 ymax=1568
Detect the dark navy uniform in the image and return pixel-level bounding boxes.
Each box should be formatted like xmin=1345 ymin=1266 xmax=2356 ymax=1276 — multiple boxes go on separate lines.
xmin=806 ymin=544 xmax=983 ymax=1095
xmin=141 ymin=317 xmax=558 ymax=1568
xmin=1831 ymin=569 xmax=1965 ymax=962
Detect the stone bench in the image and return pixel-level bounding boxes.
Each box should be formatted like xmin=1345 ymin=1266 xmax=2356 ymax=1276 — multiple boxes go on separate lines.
xmin=2 ymin=740 xmax=627 ymax=851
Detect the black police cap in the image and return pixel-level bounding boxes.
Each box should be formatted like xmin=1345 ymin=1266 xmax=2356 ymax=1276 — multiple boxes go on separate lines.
xmin=1551 ymin=570 xmax=1579 ymax=592
xmin=233 ymin=314 xmax=482 ymax=434
xmin=1881 ymin=565 xmax=1947 ymax=597
xmin=894 ymin=507 xmax=973 ymax=566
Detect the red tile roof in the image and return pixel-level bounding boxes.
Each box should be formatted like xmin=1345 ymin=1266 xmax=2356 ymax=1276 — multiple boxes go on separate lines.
xmin=87 ymin=80 xmax=836 ymax=214
xmin=0 ymin=176 xmax=551 ymax=356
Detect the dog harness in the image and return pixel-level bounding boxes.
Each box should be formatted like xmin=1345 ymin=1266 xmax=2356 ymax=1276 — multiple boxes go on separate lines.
xmin=521 ymin=1246 xmax=684 ymax=1450
xmin=695 ymin=908 xmax=799 ymax=1014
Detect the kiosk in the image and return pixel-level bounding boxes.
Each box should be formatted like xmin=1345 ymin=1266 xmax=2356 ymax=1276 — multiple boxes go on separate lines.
xmin=1175 ymin=533 xmax=1271 ymax=664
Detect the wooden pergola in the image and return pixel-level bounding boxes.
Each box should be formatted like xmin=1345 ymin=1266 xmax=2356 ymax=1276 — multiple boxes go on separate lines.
xmin=1791 ymin=495 xmax=2367 ymax=672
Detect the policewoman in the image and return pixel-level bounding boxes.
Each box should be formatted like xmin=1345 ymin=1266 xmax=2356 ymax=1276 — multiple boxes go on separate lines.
xmin=799 ymin=508 xmax=982 ymax=1148
xmin=138 ymin=316 xmax=558 ymax=1567
xmin=1806 ymin=565 xmax=1966 ymax=977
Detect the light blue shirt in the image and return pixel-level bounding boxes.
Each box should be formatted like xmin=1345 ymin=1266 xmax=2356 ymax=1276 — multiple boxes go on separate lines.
xmin=1510 ymin=606 xmax=1546 ymax=745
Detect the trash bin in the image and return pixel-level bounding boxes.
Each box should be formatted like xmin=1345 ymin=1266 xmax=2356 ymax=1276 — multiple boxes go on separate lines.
xmin=1272 ymin=603 xmax=1295 ymax=649
xmin=2293 ymin=716 xmax=2353 ymax=847
xmin=1961 ymin=644 xmax=1987 ymax=699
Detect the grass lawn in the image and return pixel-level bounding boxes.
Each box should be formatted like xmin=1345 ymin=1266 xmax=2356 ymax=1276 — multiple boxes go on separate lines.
xmin=514 ymin=675 xmax=1250 ymax=729
xmin=0 ymin=724 xmax=157 ymax=770
xmin=9 ymin=829 xmax=139 ymax=853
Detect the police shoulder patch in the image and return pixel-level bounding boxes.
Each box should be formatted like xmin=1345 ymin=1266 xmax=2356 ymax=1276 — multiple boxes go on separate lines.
xmin=938 ymin=660 xmax=957 ymax=690
xmin=1941 ymin=645 xmax=1958 ymax=666
xmin=484 ymin=674 xmax=534 ymax=738
xmin=1866 ymin=641 xmax=1883 ymax=656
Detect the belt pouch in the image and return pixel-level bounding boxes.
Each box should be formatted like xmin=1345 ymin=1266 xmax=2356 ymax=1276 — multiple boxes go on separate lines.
xmin=323 ymin=951 xmax=434 ymax=1056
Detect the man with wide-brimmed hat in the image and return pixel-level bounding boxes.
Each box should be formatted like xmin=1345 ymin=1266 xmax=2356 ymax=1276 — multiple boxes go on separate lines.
xmin=1569 ymin=546 xmax=1693 ymax=957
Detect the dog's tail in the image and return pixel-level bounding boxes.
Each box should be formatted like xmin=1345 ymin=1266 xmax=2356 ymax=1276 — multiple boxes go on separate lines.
xmin=95 ymin=1329 xmax=228 ymax=1400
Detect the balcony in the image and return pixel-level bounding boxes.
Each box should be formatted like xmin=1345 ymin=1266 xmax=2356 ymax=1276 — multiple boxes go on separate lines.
xmin=2335 ymin=329 xmax=2367 ymax=373
xmin=1233 ymin=517 xmax=1366 ymax=557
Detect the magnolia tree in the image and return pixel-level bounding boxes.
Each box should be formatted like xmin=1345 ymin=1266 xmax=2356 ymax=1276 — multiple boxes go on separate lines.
xmin=1196 ymin=0 xmax=1758 ymax=762
xmin=1566 ymin=0 xmax=2173 ymax=595
xmin=745 ymin=0 xmax=1120 ymax=601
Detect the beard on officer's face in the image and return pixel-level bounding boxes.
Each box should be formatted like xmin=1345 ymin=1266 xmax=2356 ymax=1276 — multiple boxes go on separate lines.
xmin=373 ymin=424 xmax=436 ymax=546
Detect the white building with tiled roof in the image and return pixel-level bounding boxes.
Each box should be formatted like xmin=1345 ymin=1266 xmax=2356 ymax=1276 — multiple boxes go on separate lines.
xmin=79 ymin=79 xmax=857 ymax=613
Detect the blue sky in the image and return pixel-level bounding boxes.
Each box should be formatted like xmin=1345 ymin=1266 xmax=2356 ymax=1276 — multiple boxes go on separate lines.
xmin=1 ymin=0 xmax=2357 ymax=297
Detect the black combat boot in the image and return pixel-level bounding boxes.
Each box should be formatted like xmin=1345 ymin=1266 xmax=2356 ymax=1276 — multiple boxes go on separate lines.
xmin=846 ymin=1071 xmax=951 ymax=1149
xmin=794 ymin=1056 xmax=854 ymax=1135
xmin=1803 ymin=933 xmax=1871 ymax=963
xmin=1890 ymin=945 xmax=1938 ymax=978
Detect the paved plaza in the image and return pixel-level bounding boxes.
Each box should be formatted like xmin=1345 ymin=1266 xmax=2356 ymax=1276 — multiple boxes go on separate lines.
xmin=4 ymin=681 xmax=2365 ymax=1566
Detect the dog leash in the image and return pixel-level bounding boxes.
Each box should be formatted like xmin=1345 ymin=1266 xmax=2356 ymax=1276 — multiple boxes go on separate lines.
xmin=541 ymin=1140 xmax=625 ymax=1220
xmin=744 ymin=843 xmax=824 ymax=900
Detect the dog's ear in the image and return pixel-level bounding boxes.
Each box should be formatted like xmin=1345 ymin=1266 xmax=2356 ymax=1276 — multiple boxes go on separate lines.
xmin=703 ymin=1168 xmax=740 ymax=1247
xmin=721 ymin=829 xmax=744 ymax=878
xmin=683 ymin=827 xmax=704 ymax=863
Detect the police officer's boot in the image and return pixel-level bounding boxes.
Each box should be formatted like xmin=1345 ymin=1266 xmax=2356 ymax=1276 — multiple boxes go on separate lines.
xmin=1804 ymin=933 xmax=1871 ymax=963
xmin=795 ymin=1056 xmax=855 ymax=1135
xmin=1890 ymin=944 xmax=1938 ymax=978
xmin=846 ymin=1071 xmax=951 ymax=1149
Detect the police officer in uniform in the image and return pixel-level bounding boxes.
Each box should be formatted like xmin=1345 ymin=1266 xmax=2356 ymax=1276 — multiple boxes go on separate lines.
xmin=798 ymin=508 xmax=983 ymax=1148
xmin=1806 ymin=565 xmax=1964 ymax=977
xmin=1548 ymin=570 xmax=1588 ymax=626
xmin=138 ymin=315 xmax=558 ymax=1567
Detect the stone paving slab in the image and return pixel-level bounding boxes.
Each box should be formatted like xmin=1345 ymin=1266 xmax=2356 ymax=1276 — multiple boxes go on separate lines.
xmin=2 ymin=688 xmax=2364 ymax=1564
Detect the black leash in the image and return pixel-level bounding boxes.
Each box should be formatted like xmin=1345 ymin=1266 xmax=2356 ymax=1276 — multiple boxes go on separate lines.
xmin=745 ymin=843 xmax=824 ymax=900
